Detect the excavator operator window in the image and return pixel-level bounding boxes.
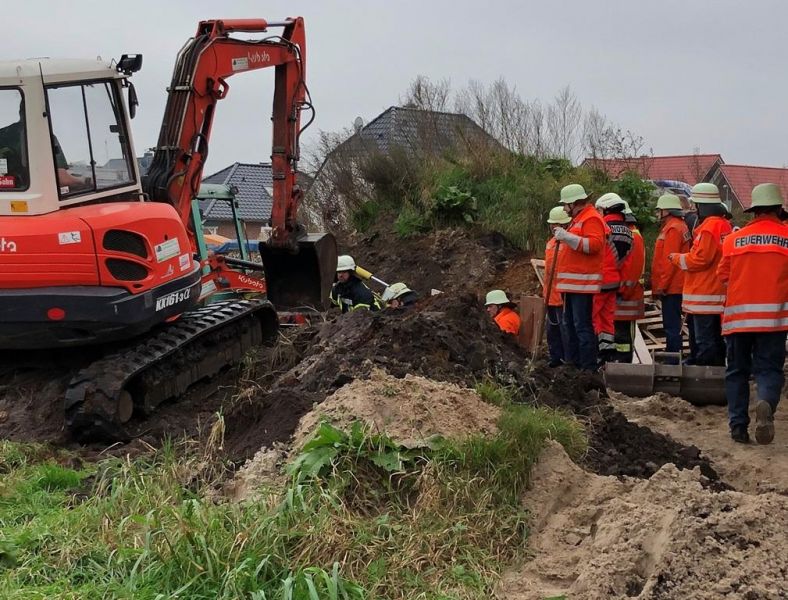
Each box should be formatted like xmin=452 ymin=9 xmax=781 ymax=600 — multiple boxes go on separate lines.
xmin=0 ymin=88 xmax=30 ymax=192
xmin=46 ymin=79 xmax=135 ymax=199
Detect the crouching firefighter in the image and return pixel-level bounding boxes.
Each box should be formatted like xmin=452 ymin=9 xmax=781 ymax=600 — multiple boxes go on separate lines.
xmin=330 ymin=255 xmax=381 ymax=313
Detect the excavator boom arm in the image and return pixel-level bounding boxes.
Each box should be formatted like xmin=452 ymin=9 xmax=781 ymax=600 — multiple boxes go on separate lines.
xmin=142 ymin=17 xmax=309 ymax=247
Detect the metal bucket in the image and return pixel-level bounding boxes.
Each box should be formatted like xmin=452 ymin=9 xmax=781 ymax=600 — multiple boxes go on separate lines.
xmin=259 ymin=233 xmax=338 ymax=311
xmin=604 ymin=352 xmax=726 ymax=406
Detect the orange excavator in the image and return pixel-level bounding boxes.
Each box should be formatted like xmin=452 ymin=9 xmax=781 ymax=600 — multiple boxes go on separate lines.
xmin=0 ymin=17 xmax=336 ymax=440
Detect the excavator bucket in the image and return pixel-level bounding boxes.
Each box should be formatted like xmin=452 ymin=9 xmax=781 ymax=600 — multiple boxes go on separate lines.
xmin=604 ymin=352 xmax=726 ymax=406
xmin=259 ymin=233 xmax=338 ymax=311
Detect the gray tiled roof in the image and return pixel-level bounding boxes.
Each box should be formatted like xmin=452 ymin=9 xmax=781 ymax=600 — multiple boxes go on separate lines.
xmin=333 ymin=106 xmax=497 ymax=158
xmin=200 ymin=162 xmax=273 ymax=222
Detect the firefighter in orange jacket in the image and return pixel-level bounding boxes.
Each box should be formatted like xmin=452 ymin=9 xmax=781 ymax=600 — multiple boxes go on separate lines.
xmin=717 ymin=183 xmax=788 ymax=445
xmin=544 ymin=206 xmax=570 ymax=367
xmin=668 ymin=183 xmax=732 ymax=366
xmin=650 ymin=194 xmax=691 ymax=356
xmin=613 ymin=202 xmax=646 ymax=362
xmin=485 ymin=290 xmax=521 ymax=336
xmin=554 ymin=184 xmax=607 ymax=371
xmin=594 ymin=193 xmax=633 ymax=364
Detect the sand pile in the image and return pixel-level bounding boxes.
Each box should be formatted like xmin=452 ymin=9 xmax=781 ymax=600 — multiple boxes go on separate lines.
xmin=498 ymin=442 xmax=788 ymax=599
xmin=291 ymin=368 xmax=501 ymax=450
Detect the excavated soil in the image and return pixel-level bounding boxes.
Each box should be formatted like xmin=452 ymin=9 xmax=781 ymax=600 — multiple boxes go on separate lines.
xmin=291 ymin=368 xmax=501 ymax=451
xmin=222 ymin=293 xmax=724 ymax=490
xmin=612 ymin=392 xmax=788 ymax=496
xmin=497 ymin=442 xmax=788 ymax=600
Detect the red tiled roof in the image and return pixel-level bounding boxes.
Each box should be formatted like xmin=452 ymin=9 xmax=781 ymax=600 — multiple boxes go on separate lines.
xmin=582 ymin=154 xmax=723 ymax=186
xmin=714 ymin=164 xmax=788 ymax=209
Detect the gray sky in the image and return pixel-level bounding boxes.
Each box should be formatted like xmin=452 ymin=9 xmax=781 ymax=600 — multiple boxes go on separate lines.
xmin=6 ymin=0 xmax=787 ymax=173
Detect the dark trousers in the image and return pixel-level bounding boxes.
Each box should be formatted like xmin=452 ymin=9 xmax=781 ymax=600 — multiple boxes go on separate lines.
xmin=725 ymin=331 xmax=787 ymax=430
xmin=614 ymin=320 xmax=635 ymax=363
xmin=563 ymin=293 xmax=598 ymax=371
xmin=693 ymin=314 xmax=726 ymax=366
xmin=686 ymin=314 xmax=697 ymax=363
xmin=546 ymin=305 xmax=569 ymax=365
xmin=661 ymin=294 xmax=683 ymax=354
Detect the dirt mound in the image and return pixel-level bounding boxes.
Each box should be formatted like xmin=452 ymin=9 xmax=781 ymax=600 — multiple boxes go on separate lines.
xmin=344 ymin=225 xmax=536 ymax=297
xmin=613 ymin=392 xmax=788 ymax=495
xmin=224 ymin=293 xmax=724 ymax=488
xmin=222 ymin=293 xmax=532 ymax=461
xmin=498 ymin=441 xmax=788 ymax=599
xmin=291 ymin=369 xmax=501 ymax=451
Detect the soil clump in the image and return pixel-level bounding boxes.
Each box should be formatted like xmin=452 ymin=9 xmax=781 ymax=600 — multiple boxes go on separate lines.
xmin=498 ymin=441 xmax=788 ymax=599
xmin=291 ymin=368 xmax=501 ymax=451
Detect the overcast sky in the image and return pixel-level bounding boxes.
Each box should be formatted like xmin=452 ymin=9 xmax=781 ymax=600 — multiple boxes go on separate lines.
xmin=6 ymin=0 xmax=786 ymax=173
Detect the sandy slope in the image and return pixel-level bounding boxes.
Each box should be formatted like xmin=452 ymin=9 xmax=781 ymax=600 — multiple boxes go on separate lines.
xmin=611 ymin=392 xmax=788 ymax=496
xmin=497 ymin=442 xmax=788 ymax=600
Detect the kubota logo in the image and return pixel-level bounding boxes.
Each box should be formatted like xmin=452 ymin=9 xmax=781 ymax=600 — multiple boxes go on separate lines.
xmin=0 ymin=237 xmax=17 ymax=252
xmin=247 ymin=50 xmax=270 ymax=64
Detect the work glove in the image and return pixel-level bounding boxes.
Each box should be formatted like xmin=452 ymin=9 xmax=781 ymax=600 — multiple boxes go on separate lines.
xmin=553 ymin=227 xmax=582 ymax=251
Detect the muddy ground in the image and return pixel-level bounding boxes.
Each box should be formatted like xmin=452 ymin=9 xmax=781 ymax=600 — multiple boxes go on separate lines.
xmin=2 ymin=226 xmax=786 ymax=599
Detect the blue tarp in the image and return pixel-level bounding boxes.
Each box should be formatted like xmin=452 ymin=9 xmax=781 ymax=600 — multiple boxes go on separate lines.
xmin=650 ymin=179 xmax=692 ymax=196
xmin=207 ymin=239 xmax=260 ymax=254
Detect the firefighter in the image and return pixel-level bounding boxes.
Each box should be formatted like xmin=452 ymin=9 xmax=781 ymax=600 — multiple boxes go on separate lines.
xmin=717 ymin=183 xmax=788 ymax=444
xmin=651 ymin=194 xmax=691 ymax=357
xmin=544 ymin=206 xmax=571 ymax=367
xmin=614 ymin=201 xmax=646 ymax=362
xmin=668 ymin=183 xmax=732 ymax=366
xmin=593 ymin=193 xmax=633 ymax=364
xmin=554 ymin=183 xmax=607 ymax=371
xmin=485 ymin=290 xmax=521 ymax=335
xmin=330 ymin=255 xmax=380 ymax=313
xmin=382 ymin=282 xmax=418 ymax=309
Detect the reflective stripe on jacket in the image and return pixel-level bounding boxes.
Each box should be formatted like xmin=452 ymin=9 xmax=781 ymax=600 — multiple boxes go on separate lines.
xmin=669 ymin=216 xmax=732 ymax=314
xmin=544 ymin=238 xmax=564 ymax=307
xmin=651 ymin=216 xmax=691 ymax=296
xmin=494 ymin=306 xmax=521 ymax=335
xmin=555 ymin=205 xmax=606 ymax=294
xmin=616 ymin=225 xmax=646 ymax=320
xmin=330 ymin=277 xmax=380 ymax=313
xmin=717 ymin=215 xmax=788 ymax=334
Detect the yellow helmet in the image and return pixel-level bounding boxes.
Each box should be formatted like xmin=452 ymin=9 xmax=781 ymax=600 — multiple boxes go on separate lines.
xmin=547 ymin=206 xmax=571 ymax=224
xmin=485 ymin=289 xmax=511 ymax=306
xmin=748 ymin=183 xmax=784 ymax=211
xmin=689 ymin=182 xmax=721 ymax=204
xmin=560 ymin=183 xmax=589 ymax=204
xmin=656 ymin=193 xmax=683 ymax=210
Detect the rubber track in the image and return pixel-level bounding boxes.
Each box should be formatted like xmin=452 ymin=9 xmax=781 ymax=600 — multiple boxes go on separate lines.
xmin=65 ymin=299 xmax=277 ymax=442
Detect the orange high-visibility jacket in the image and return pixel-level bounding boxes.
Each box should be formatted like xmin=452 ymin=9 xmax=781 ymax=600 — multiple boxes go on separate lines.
xmin=494 ymin=306 xmax=522 ymax=335
xmin=544 ymin=238 xmax=564 ymax=307
xmin=669 ymin=216 xmax=732 ymax=314
xmin=555 ymin=205 xmax=606 ymax=294
xmin=717 ymin=215 xmax=788 ymax=334
xmin=651 ymin=216 xmax=691 ymax=296
xmin=616 ymin=225 xmax=646 ymax=321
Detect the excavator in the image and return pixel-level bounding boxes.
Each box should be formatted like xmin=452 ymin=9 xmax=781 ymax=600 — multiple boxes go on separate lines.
xmin=0 ymin=17 xmax=337 ymax=440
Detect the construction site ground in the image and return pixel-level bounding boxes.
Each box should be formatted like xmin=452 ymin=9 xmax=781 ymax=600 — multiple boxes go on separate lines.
xmin=1 ymin=225 xmax=786 ymax=598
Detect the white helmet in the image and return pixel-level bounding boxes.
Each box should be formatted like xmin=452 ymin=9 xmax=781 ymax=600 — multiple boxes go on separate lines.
xmin=595 ymin=192 xmax=626 ymax=210
xmin=547 ymin=206 xmax=571 ymax=224
xmin=485 ymin=289 xmax=512 ymax=306
xmin=382 ymin=282 xmax=412 ymax=303
xmin=336 ymin=255 xmax=356 ymax=272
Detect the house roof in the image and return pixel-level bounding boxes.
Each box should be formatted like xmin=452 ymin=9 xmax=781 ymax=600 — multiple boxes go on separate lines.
xmin=582 ymin=154 xmax=723 ymax=186
xmin=713 ymin=164 xmax=788 ymax=209
xmin=200 ymin=162 xmax=273 ymax=222
xmin=333 ymin=106 xmax=497 ymax=158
